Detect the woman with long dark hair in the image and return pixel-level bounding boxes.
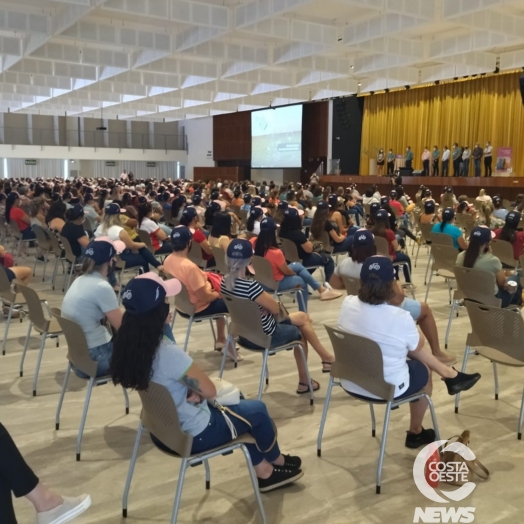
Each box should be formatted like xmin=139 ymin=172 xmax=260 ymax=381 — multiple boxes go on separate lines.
xmin=247 ymin=206 xmax=264 ymax=236
xmin=138 ymin=203 xmax=172 ymax=255
xmin=209 ymin=210 xmax=234 ymax=251
xmin=371 ymin=209 xmax=413 ymax=283
xmin=310 ymin=201 xmax=354 ymax=253
xmin=111 ymin=272 xmax=304 ymax=493
xmin=5 ymin=192 xmax=36 ymax=254
xmin=456 ymin=226 xmax=521 ymax=308
xmin=494 ymin=211 xmax=524 ymax=260
xmin=253 ymin=217 xmax=341 ymax=311
xmin=431 ymin=208 xmax=467 ymax=250
xmin=279 ymin=207 xmax=336 ymax=281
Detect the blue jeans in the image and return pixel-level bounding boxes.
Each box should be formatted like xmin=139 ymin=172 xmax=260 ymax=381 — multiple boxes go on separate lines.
xmin=73 ymin=341 xmax=113 ymax=379
xmin=191 ymin=400 xmax=280 ymax=466
xmin=462 ymin=158 xmax=469 ymax=177
xmin=348 ymin=207 xmax=364 ymax=226
xmin=239 ymin=319 xmax=301 ymax=350
xmin=277 ymin=262 xmax=321 ymax=312
xmin=333 ymin=235 xmax=354 ymax=253
xmin=497 ymin=275 xmax=522 ymax=308
xmin=301 ymin=252 xmax=335 ymax=281
xmin=474 ymin=158 xmax=481 ymax=177
xmin=21 ymin=227 xmax=35 ymax=240
xmin=120 ymin=247 xmax=160 ymax=273
xmin=394 ymin=251 xmax=412 ymax=283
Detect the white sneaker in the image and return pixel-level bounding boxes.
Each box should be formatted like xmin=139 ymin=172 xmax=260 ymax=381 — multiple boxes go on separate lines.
xmin=320 ymin=289 xmax=343 ymax=301
xmin=36 ymin=494 xmax=91 ymax=524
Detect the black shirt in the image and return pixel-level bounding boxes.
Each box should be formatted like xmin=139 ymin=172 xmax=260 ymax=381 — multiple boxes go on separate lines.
xmin=61 ymin=222 xmax=87 ymax=257
xmin=279 ymin=229 xmax=309 ymax=259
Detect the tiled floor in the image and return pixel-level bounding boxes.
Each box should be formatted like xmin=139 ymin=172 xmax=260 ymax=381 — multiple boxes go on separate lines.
xmin=2 ymin=243 xmax=523 ymax=524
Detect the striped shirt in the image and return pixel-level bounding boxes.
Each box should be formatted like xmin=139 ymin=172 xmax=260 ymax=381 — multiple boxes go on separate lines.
xmin=220 ymin=277 xmax=277 ymax=335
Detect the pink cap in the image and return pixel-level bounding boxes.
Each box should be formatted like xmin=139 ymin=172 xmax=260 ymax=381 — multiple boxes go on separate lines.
xmin=135 ymin=272 xmax=182 ymax=297
xmin=94 ymin=236 xmax=126 ymax=254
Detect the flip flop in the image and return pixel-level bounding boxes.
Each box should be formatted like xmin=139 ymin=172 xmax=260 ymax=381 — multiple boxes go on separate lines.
xmin=296 ymin=379 xmax=320 ymax=394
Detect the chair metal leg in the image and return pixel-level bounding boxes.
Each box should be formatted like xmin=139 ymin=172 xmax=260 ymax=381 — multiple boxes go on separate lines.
xmin=42 ymin=250 xmax=50 ymax=281
xmin=76 ymin=378 xmax=95 ymax=461
xmin=51 ymin=257 xmax=60 ymax=290
xmin=64 ymin=263 xmax=75 ymax=293
xmin=209 ymin=318 xmax=217 ymax=344
xmin=122 ymin=422 xmax=144 ymax=518
xmin=455 ymin=345 xmax=473 ymax=413
xmin=518 ymin=387 xmax=524 ymax=440
xmin=239 ymin=444 xmax=267 ymax=524
xmin=424 ymin=266 xmax=433 ymax=302
xmin=317 ymin=376 xmax=334 ymax=456
xmin=444 ymin=300 xmax=456 ymax=349
xmin=2 ymin=302 xmax=14 ymax=355
xmin=203 ymin=459 xmax=211 ymax=489
xmin=376 ymin=402 xmax=393 ymax=494
xmin=218 ymin=335 xmax=232 ymax=378
xmin=55 ymin=363 xmax=72 ymax=430
xmin=424 ymin=255 xmax=432 ymax=286
xmin=19 ymin=322 xmax=33 ymax=377
xmin=425 ymin=395 xmax=440 ymax=441
xmin=297 ymin=344 xmax=314 ymax=406
xmin=182 ymin=317 xmax=193 ymax=353
xmin=32 ymin=251 xmax=38 ymax=277
xmin=170 ymin=459 xmax=189 ymax=524
xmin=32 ymin=332 xmax=48 ymax=396
xmin=493 ymin=362 xmax=499 ymax=400
xmin=257 ymin=350 xmax=270 ymax=400
xmin=414 ymin=242 xmax=421 ymax=267
xmin=170 ymin=309 xmax=177 ymax=329
xmin=122 ymin=386 xmax=130 ymax=414
xmin=369 ymin=404 xmax=376 ymax=437
xmin=264 ymin=362 xmax=269 ymax=384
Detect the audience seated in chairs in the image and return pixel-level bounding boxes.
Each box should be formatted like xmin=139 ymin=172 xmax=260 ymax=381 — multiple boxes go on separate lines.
xmin=311 ymin=200 xmax=356 ymax=254
xmin=494 ymin=211 xmax=524 ymax=260
xmin=431 ymin=207 xmax=468 ymax=250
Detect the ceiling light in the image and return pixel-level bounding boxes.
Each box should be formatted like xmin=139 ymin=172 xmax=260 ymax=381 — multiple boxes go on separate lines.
xmin=351 ymin=65 xmax=354 ymax=69
xmin=357 ymin=82 xmax=361 ymax=87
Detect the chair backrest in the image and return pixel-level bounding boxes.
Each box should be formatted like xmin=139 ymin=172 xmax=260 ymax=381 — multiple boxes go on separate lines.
xmin=324 ymin=325 xmax=396 ymax=401
xmin=32 ymin=224 xmax=50 ymax=250
xmin=418 ymin=222 xmax=434 ymax=243
xmin=239 ymin=210 xmax=248 ymax=229
xmin=15 ymin=283 xmax=49 ymax=330
xmin=363 ymin=203 xmax=371 ymax=216
xmin=279 ymin=237 xmax=301 ymax=263
xmin=464 ymin=300 xmax=524 ymax=363
xmin=341 ymin=275 xmax=360 ymax=296
xmin=491 ymin=239 xmax=517 ymax=267
xmin=174 ymin=282 xmax=196 ymax=316
xmin=319 ymin=231 xmax=334 ymax=254
xmin=210 ymin=245 xmax=229 ymax=275
xmin=138 ymin=381 xmax=193 ymax=457
xmin=51 ymin=308 xmax=99 ymax=378
xmin=59 ymin=235 xmax=77 ymax=264
xmin=374 ymin=236 xmax=390 ymax=258
xmin=428 ymin=232 xmax=454 ymax=247
xmin=9 ymin=220 xmax=22 ymax=239
xmin=47 ymin=231 xmax=64 ymax=257
xmin=138 ymin=230 xmax=155 ymax=254
xmin=222 ymin=294 xmax=272 ymax=348
xmin=251 ymin=255 xmax=278 ymax=291
xmin=163 ymin=207 xmax=174 ymax=226
xmin=187 ymin=239 xmax=207 ymax=269
xmin=429 ymin=244 xmax=459 ymax=274
xmin=453 ymin=266 xmax=501 ymax=307
xmin=0 ymin=266 xmax=15 ymax=302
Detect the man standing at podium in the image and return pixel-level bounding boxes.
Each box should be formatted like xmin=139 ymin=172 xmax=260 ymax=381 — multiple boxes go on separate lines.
xmin=405 ymin=146 xmax=413 ymax=170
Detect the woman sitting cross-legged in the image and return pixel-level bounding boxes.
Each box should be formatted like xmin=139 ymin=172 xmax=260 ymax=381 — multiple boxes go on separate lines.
xmin=221 ymin=238 xmax=335 ymax=392
xmin=251 ymin=216 xmax=342 ymax=311
xmin=110 ymin=272 xmax=304 ymax=493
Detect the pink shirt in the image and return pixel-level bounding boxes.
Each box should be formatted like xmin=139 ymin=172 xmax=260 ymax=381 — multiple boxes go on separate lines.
xmin=422 ymin=150 xmax=430 ymax=161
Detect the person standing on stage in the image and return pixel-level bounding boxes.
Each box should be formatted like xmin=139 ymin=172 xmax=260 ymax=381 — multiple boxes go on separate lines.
xmin=452 ymin=143 xmax=462 ymax=177
xmin=473 ymin=143 xmax=483 ymax=178
xmin=484 ymin=141 xmax=493 ymax=177
xmin=431 ymin=145 xmax=440 ymax=177
xmin=441 ymin=146 xmax=450 ymax=177
xmin=387 ymin=149 xmax=395 ymax=175
xmin=421 ymin=147 xmax=430 ymax=177
xmin=405 ymin=146 xmax=413 ymax=170
xmin=377 ymin=148 xmax=385 ymax=176
xmin=461 ymin=146 xmax=470 ymax=177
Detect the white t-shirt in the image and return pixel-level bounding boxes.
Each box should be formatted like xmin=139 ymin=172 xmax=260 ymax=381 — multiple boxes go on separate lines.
xmin=94 ymin=224 xmax=123 ymax=243
xmin=336 ymin=296 xmax=420 ymax=399
xmin=442 ymin=149 xmax=450 ymax=161
xmin=334 ymin=258 xmax=362 ymax=279
xmin=139 ymin=216 xmax=163 ymax=247
xmin=252 ymin=220 xmax=261 ymax=236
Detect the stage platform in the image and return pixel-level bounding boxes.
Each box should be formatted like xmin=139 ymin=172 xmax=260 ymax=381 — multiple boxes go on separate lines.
xmin=320 ymin=175 xmax=524 ymax=200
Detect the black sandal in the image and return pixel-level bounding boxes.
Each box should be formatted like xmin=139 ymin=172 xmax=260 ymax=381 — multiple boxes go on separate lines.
xmin=321 ymin=361 xmax=333 ymax=374
xmin=296 ymin=380 xmax=320 ymax=394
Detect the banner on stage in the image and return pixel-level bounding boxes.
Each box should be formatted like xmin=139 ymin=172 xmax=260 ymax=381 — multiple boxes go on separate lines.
xmin=496 ymin=147 xmax=512 ymax=174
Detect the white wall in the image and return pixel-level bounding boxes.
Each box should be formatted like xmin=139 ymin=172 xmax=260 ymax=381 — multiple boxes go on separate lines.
xmin=182 ymin=116 xmax=214 ymax=179
xmin=250 ymin=168 xmax=301 ymax=186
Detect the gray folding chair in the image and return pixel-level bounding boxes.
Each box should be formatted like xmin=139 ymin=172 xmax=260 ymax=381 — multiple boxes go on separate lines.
xmin=318 ymin=326 xmax=439 ymax=493
xmin=455 ymin=301 xmax=524 ymax=439
xmin=424 ymin=244 xmax=458 ymax=303
xmin=491 ymin=239 xmax=518 ymax=270
xmin=52 ymin=308 xmax=129 ymax=460
xmin=59 ymin=235 xmax=81 ymax=292
xmin=122 ymin=382 xmax=266 ymax=523
xmin=251 ymin=255 xmax=305 ymax=311
xmin=9 ymin=220 xmax=33 ymax=262
xmin=341 ymin=275 xmax=360 ymax=295
xmin=413 ymin=222 xmax=433 ymax=269
xmin=31 ymin=224 xmax=51 ymax=280
xmin=279 ymin=237 xmax=324 ymax=281
xmin=210 ymin=245 xmax=229 ymax=275
xmin=220 ymin=294 xmax=314 ymax=404
xmin=48 ymin=232 xmax=67 ymax=291
xmin=16 ymin=283 xmax=62 ymax=396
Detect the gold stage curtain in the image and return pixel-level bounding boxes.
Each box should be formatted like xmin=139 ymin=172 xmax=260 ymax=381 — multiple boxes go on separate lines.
xmin=360 ymin=72 xmax=524 ymax=176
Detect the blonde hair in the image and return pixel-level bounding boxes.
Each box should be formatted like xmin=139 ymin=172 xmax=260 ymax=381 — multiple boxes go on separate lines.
xmin=479 ymin=189 xmax=486 ymax=196
xmin=100 ymin=213 xmax=122 ymax=234
xmin=78 ymin=258 xmax=105 ymax=276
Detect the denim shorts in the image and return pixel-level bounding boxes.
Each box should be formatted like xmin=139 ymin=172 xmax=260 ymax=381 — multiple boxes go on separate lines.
xmin=401 ymin=298 xmax=422 ymax=321
xmin=4 ymin=268 xmax=15 ymax=282
xmin=73 ymin=341 xmax=113 ymax=379
xmin=239 ymin=319 xmax=302 ymax=350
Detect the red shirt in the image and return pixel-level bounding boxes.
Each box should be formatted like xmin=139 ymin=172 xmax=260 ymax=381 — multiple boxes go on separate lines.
xmin=192 ymin=228 xmax=213 ymax=261
xmin=494 ymin=229 xmax=524 ymax=260
xmin=390 ymin=200 xmax=404 ymax=215
xmin=9 ymin=207 xmax=29 ymax=231
xmin=385 ymin=229 xmax=397 ymax=259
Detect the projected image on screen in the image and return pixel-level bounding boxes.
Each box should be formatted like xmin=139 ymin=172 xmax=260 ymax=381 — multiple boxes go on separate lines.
xmin=251 ymin=105 xmax=303 ymax=168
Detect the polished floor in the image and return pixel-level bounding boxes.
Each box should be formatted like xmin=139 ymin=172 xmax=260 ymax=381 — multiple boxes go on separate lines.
xmin=1 ymin=244 xmax=523 ymax=524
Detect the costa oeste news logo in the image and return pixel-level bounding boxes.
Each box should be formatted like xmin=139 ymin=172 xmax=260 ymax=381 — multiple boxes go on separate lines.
xmin=412 ymin=440 xmax=476 ymax=523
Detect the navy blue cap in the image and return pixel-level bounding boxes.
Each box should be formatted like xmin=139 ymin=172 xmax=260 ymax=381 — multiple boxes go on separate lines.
xmin=250 ymin=207 xmax=264 ymax=219
xmin=105 ymin=203 xmax=121 ymax=215
xmin=84 ymin=240 xmax=118 ymax=265
xmin=226 ymin=238 xmax=253 ymax=260
xmin=192 ymin=195 xmax=202 ymax=205
xmin=278 ymin=201 xmax=289 ymax=210
xmin=182 ymin=206 xmax=197 ymax=221
xmin=380 ymin=196 xmax=389 ymax=206
xmin=424 ymin=189 xmax=432 ymax=196
xmin=370 ymin=202 xmax=381 ymax=215
xmin=209 ymin=201 xmax=221 ymax=213
xmin=424 ymin=200 xmax=435 ymax=213
xmin=445 ymin=186 xmax=453 ymax=193
xmin=243 ymin=193 xmax=252 ymax=203
xmin=317 ymin=200 xmax=329 ymax=210
xmin=122 ymin=273 xmax=181 ymax=316
xmin=69 ymin=203 xmax=84 ymax=220
xmin=138 ymin=196 xmax=148 ymax=205
xmin=252 ymin=196 xmax=262 ymax=206
xmin=492 ymin=195 xmax=502 ymax=205
xmin=390 ymin=190 xmax=397 ymax=198
xmin=470 ymin=226 xmax=494 ymax=244
xmin=284 ymin=207 xmax=300 ymax=219
xmin=328 ymin=194 xmax=339 ymax=208
xmin=211 ymin=190 xmax=220 ymax=200
xmin=260 ymin=216 xmax=276 ymax=231
xmin=170 ymin=226 xmax=193 ymax=248
xmin=354 ymin=229 xmax=374 ymax=247
xmin=506 ymin=211 xmax=521 ymax=226
xmin=457 ymin=201 xmax=468 ymax=211
xmin=360 ymin=255 xmax=395 ymax=284
xmin=442 ymin=207 xmax=455 ymax=221
xmin=375 ymin=209 xmax=389 ymax=221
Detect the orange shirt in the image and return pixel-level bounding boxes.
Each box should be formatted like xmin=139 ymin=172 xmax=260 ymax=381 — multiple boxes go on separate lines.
xmin=250 ymin=238 xmax=286 ymax=281
xmin=164 ymin=255 xmax=213 ymax=313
